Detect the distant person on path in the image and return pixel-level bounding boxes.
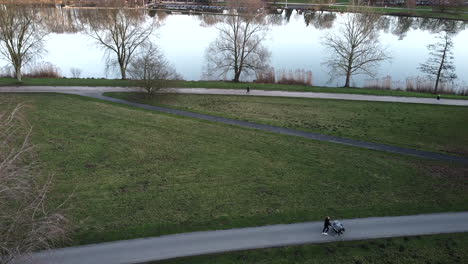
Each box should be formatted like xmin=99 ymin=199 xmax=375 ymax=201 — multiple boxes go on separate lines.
xmin=246 ymin=86 xmax=250 ymax=93
xmin=322 ymin=216 xmax=331 ymax=235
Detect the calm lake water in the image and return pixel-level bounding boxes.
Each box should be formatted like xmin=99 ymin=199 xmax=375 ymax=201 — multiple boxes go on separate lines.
xmin=1 ymin=9 xmax=467 ymax=89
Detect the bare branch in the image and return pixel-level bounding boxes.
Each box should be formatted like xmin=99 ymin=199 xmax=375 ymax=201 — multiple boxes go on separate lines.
xmin=321 ymin=13 xmax=391 ymax=88
xmin=205 ymin=0 xmax=270 ymax=82
xmin=0 ymin=4 xmax=49 ymax=82
xmin=83 ymin=8 xmax=157 ymax=80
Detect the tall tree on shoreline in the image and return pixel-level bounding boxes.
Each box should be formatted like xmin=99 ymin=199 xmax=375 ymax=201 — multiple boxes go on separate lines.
xmin=418 ymin=31 xmax=457 ymax=94
xmin=205 ymin=0 xmax=271 ymax=82
xmin=0 ymin=4 xmax=48 ymax=82
xmin=322 ymin=13 xmax=391 ymax=88
xmin=84 ymin=7 xmax=156 ymax=80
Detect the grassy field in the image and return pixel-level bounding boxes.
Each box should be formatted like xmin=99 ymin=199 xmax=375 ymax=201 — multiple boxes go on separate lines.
xmin=156 ymin=233 xmax=468 ymax=264
xmin=105 ymin=93 xmax=468 ymax=157
xmin=2 ymin=93 xmax=467 ymax=247
xmin=1 ymin=77 xmax=467 ymax=100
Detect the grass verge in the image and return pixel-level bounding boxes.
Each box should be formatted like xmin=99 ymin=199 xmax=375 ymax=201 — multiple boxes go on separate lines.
xmin=1 ymin=77 xmax=467 ymax=100
xmin=1 ymin=93 xmax=467 ymax=246
xmin=105 ymin=93 xmax=468 ymax=157
xmin=155 ymin=233 xmax=468 ymax=264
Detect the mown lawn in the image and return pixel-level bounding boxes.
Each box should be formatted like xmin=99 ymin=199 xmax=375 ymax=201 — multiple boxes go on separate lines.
xmin=156 ymin=233 xmax=468 ymax=264
xmin=1 ymin=77 xmax=467 ymax=100
xmin=2 ymin=93 xmax=467 ymax=246
xmin=105 ymin=93 xmax=468 ymax=157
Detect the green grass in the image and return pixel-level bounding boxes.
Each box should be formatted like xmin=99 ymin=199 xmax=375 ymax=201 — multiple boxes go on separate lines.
xmin=105 ymin=93 xmax=468 ymax=157
xmin=1 ymin=77 xmax=467 ymax=100
xmin=156 ymin=233 xmax=468 ymax=264
xmin=2 ymin=93 xmax=467 ymax=247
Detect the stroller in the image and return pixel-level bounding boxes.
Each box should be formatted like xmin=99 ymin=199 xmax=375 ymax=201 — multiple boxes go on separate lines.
xmin=331 ymin=220 xmax=345 ymax=235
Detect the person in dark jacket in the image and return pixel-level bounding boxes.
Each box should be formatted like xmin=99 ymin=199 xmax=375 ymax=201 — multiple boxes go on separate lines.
xmin=322 ymin=216 xmax=331 ymax=235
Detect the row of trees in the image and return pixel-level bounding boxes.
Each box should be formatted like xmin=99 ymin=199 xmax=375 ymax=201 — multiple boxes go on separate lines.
xmin=0 ymin=3 xmax=178 ymax=95
xmin=206 ymin=5 xmax=456 ymax=92
xmin=0 ymin=2 xmax=458 ymax=93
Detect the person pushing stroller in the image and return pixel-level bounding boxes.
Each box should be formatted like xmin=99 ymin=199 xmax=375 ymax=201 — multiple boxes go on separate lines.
xmin=322 ymin=216 xmax=331 ymax=235
xmin=322 ymin=216 xmax=346 ymax=235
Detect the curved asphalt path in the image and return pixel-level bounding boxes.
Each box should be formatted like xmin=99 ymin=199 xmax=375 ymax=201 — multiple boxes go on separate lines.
xmin=15 ymin=212 xmax=468 ymax=264
xmin=1 ymin=86 xmax=468 ymax=106
xmin=1 ymin=86 xmax=468 ymax=164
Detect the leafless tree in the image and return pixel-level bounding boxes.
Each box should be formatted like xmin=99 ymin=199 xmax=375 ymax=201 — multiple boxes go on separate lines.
xmin=0 ymin=102 xmax=68 ymax=264
xmin=0 ymin=4 xmax=48 ymax=82
xmin=418 ymin=31 xmax=457 ymax=94
xmin=205 ymin=0 xmax=271 ymax=82
xmin=84 ymin=7 xmax=156 ymax=79
xmin=128 ymin=43 xmax=180 ymax=96
xmin=322 ymin=13 xmax=391 ymax=88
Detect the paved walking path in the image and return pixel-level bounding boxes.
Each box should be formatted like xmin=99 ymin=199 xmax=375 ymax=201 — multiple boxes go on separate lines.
xmin=90 ymin=94 xmax=468 ymax=164
xmin=1 ymin=86 xmax=468 ymax=106
xmin=15 ymin=212 xmax=468 ymax=264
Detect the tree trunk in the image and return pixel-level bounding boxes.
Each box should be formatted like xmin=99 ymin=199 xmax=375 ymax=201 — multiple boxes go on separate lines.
xmin=120 ymin=65 xmax=126 ymax=80
xmin=233 ymin=71 xmax=241 ymax=82
xmin=434 ymin=75 xmax=440 ymax=94
xmin=15 ymin=65 xmax=22 ymax=82
xmin=344 ymin=70 xmax=351 ymax=87
xmin=434 ymin=35 xmax=448 ymax=94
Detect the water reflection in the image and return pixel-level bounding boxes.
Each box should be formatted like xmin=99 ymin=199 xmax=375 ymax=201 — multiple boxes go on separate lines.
xmin=35 ymin=7 xmax=468 ymax=37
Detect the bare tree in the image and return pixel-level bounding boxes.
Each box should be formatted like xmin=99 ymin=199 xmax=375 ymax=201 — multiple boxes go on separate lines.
xmin=322 ymin=13 xmax=391 ymax=88
xmin=0 ymin=103 xmax=68 ymax=264
xmin=85 ymin=8 xmax=156 ymax=79
xmin=0 ymin=4 xmax=48 ymax=82
xmin=418 ymin=31 xmax=457 ymax=94
xmin=128 ymin=43 xmax=180 ymax=96
xmin=205 ymin=0 xmax=271 ymax=82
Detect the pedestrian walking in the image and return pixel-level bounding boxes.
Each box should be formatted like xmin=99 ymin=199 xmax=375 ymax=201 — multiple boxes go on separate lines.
xmin=322 ymin=216 xmax=331 ymax=235
xmin=246 ymin=86 xmax=250 ymax=93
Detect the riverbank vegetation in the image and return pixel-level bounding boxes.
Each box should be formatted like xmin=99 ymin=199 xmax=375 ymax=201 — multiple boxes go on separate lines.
xmin=1 ymin=93 xmax=466 ymax=246
xmin=157 ymin=233 xmax=468 ymax=264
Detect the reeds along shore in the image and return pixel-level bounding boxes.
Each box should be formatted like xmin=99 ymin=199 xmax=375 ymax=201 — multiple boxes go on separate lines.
xmin=365 ymin=76 xmax=468 ymax=95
